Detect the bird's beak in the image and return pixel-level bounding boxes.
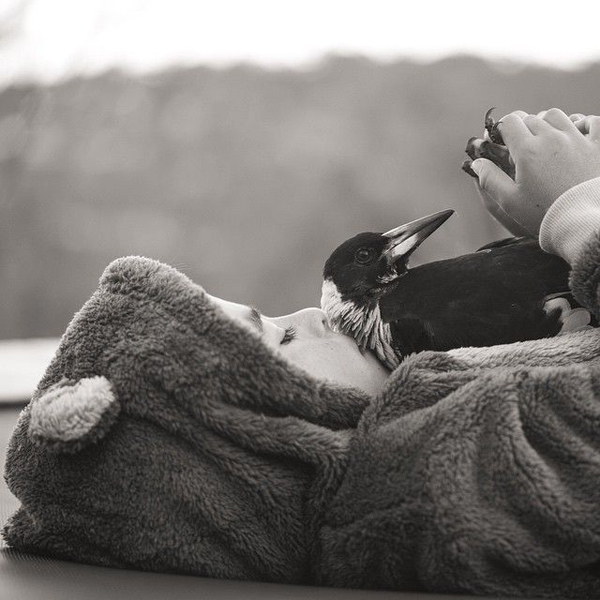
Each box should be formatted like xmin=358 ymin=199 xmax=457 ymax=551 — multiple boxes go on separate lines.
xmin=381 ymin=209 xmax=455 ymax=265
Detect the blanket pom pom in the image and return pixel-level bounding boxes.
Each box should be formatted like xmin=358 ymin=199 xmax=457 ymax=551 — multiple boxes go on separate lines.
xmin=28 ymin=376 xmax=119 ymax=453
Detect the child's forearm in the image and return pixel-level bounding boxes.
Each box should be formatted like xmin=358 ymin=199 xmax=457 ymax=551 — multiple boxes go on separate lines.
xmin=538 ymin=176 xmax=600 ymax=317
xmin=539 ymin=176 xmax=600 ymax=265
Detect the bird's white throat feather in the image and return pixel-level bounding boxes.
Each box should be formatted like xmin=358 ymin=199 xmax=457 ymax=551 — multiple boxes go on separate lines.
xmin=320 ymin=279 xmax=400 ymax=369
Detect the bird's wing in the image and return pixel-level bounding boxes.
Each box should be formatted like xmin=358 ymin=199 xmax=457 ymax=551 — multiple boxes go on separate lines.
xmin=388 ymin=317 xmax=450 ymax=355
xmin=476 ymin=236 xmax=533 ymax=252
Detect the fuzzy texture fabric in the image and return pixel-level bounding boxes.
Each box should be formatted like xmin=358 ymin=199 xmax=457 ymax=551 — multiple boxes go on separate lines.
xmin=28 ymin=376 xmax=118 ymax=451
xmin=315 ymin=337 xmax=600 ymax=598
xmin=3 ymin=256 xmax=370 ymax=583
xmin=5 ymin=249 xmax=600 ymax=598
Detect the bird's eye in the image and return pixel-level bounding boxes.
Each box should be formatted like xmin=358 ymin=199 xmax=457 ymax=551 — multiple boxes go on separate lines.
xmin=354 ymin=247 xmax=375 ymax=265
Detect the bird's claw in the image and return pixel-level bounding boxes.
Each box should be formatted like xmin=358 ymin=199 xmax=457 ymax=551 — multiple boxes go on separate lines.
xmin=484 ymin=107 xmax=504 ymax=145
xmin=463 ymin=108 xmax=515 ymax=179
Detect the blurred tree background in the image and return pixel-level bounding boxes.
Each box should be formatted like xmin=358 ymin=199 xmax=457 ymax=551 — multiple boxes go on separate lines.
xmin=1 ymin=55 xmax=599 ymax=338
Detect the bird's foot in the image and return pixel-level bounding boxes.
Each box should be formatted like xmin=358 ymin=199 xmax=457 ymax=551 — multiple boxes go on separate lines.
xmin=462 ymin=108 xmax=515 ymax=180
xmin=484 ymin=107 xmax=504 ymax=144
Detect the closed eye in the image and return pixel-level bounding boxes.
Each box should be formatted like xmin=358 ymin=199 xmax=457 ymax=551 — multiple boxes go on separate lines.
xmin=280 ymin=326 xmax=297 ymax=345
xmin=247 ymin=306 xmax=264 ymax=333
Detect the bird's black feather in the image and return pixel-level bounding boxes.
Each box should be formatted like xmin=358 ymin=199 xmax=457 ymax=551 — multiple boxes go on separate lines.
xmin=378 ymin=238 xmax=571 ymax=355
xmin=476 ymin=236 xmax=531 ymax=252
xmin=323 ymin=230 xmax=583 ymax=366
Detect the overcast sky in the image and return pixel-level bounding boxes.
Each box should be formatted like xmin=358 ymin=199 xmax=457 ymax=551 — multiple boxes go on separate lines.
xmin=1 ymin=0 xmax=600 ymax=86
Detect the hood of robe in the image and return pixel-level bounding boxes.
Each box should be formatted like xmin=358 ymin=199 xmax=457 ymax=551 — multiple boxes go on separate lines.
xmin=2 ymin=256 xmax=370 ymax=583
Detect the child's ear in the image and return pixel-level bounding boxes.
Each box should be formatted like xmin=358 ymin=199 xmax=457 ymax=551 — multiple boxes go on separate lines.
xmin=28 ymin=376 xmax=120 ymax=454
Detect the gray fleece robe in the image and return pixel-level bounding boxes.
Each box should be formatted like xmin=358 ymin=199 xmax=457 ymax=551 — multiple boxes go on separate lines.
xmin=5 ymin=183 xmax=600 ymax=598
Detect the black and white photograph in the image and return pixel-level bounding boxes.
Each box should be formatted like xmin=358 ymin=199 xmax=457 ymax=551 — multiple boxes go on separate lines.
xmin=1 ymin=1 xmax=600 ymax=599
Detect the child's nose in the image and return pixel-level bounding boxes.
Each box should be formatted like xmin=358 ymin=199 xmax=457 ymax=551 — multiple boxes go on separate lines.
xmin=296 ymin=307 xmax=330 ymax=332
xmin=270 ymin=308 xmax=330 ymax=336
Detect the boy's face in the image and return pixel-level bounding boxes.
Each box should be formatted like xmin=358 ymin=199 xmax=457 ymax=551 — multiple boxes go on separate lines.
xmin=208 ymin=295 xmax=390 ymax=396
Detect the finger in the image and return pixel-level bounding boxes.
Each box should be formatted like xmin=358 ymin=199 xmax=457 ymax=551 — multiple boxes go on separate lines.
xmin=496 ymin=112 xmax=533 ymax=149
xmin=573 ymin=118 xmax=589 ymax=134
xmin=574 ymin=116 xmax=600 ymax=139
xmin=588 ymin=116 xmax=600 ymax=140
xmin=507 ymin=110 xmax=529 ymax=119
xmin=569 ymin=113 xmax=585 ymax=122
xmin=523 ymin=115 xmax=554 ymax=135
xmin=542 ymin=108 xmax=579 ymax=132
xmin=558 ymin=306 xmax=592 ymax=333
xmin=471 ymin=158 xmax=518 ymax=203
xmin=564 ymin=307 xmax=592 ymax=330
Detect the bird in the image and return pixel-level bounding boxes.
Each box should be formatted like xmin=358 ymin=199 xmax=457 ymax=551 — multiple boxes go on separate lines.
xmin=321 ymin=210 xmax=589 ymax=370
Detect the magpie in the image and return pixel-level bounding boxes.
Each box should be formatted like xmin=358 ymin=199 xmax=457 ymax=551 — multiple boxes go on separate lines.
xmin=321 ymin=210 xmax=587 ymax=369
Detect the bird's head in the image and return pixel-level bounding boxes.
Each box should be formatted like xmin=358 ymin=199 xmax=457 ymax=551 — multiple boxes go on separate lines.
xmin=322 ymin=209 xmax=454 ymax=308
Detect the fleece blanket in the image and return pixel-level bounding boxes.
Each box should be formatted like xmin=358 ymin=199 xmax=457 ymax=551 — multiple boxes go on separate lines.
xmin=5 ymin=255 xmax=600 ymax=599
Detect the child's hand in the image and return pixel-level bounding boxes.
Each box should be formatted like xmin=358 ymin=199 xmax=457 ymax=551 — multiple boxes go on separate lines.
xmin=474 ymin=178 xmax=531 ymax=237
xmin=471 ymin=109 xmax=600 ymax=235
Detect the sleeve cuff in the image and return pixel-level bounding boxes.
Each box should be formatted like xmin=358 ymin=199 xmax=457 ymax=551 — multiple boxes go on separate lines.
xmin=539 ymin=177 xmax=600 ymax=265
